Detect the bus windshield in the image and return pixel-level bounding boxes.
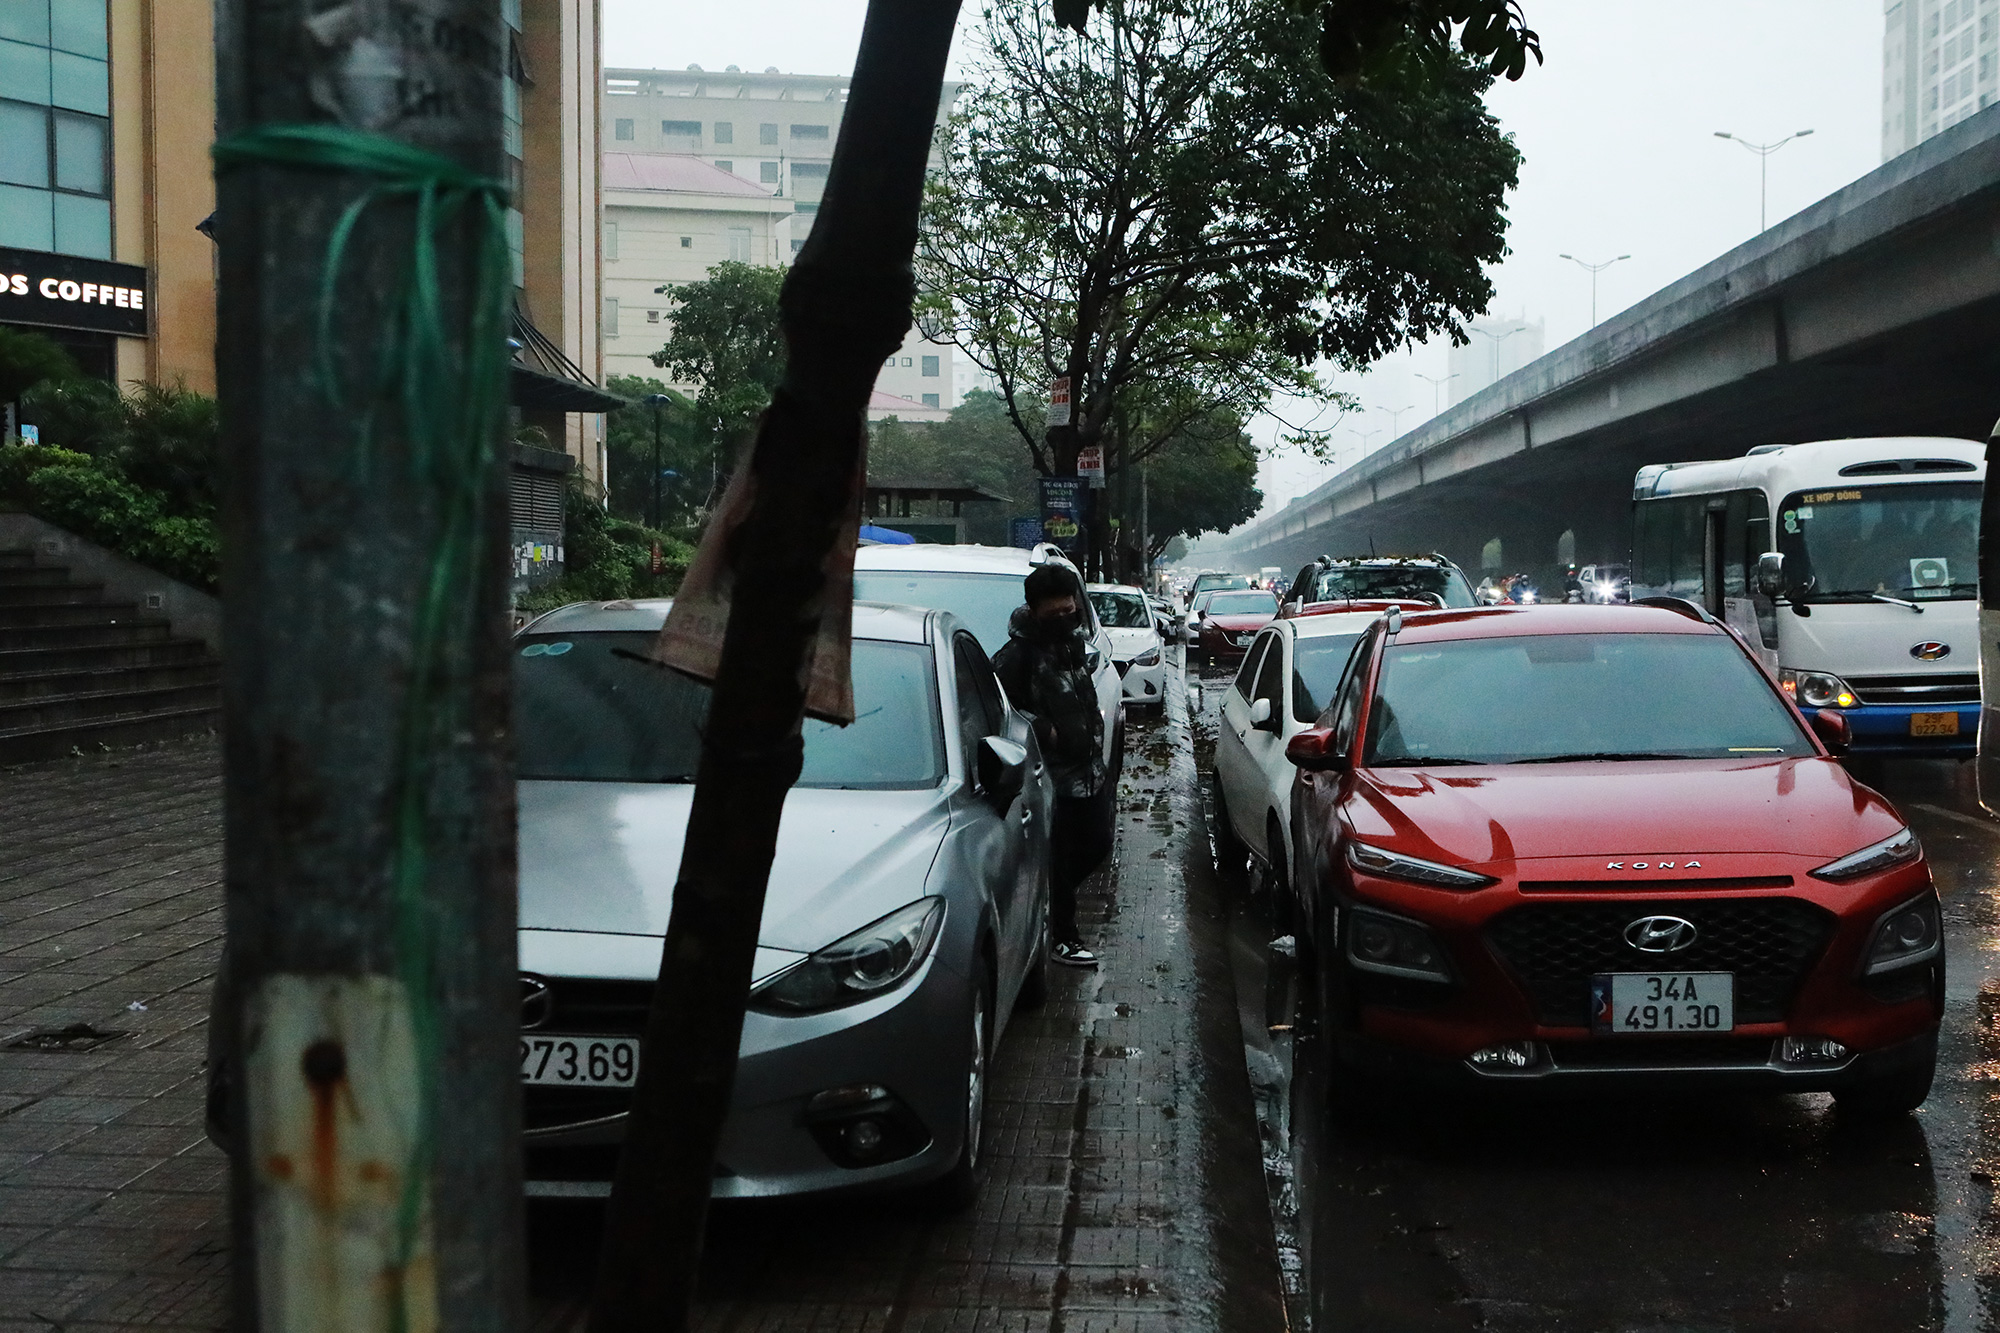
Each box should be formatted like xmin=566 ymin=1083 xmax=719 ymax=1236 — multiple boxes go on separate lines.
xmin=1777 ymin=482 xmax=1979 ymax=602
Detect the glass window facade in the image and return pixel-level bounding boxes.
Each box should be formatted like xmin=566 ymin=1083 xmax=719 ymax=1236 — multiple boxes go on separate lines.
xmin=0 ymin=0 xmax=109 ymax=259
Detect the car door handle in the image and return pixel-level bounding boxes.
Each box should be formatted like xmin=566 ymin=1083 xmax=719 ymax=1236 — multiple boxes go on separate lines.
xmin=1019 ymin=805 xmax=1033 ymax=825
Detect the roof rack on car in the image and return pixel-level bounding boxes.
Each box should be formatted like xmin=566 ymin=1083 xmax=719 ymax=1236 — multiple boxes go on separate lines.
xmin=1629 ymin=595 xmax=1716 ymax=625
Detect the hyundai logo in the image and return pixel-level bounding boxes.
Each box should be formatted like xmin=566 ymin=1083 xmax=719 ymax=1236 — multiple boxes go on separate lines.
xmin=520 ymin=974 xmax=554 ymax=1030
xmin=1911 ymin=641 xmax=1952 ymax=661
xmin=1624 ymin=915 xmax=1699 ymax=953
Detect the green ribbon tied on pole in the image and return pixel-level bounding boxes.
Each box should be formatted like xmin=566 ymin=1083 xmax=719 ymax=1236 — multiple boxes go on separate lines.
xmin=212 ymin=123 xmax=513 ymax=1324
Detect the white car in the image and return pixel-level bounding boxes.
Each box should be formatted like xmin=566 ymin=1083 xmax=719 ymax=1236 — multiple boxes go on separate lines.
xmin=853 ymin=543 xmax=1125 ymax=793
xmin=1211 ymin=609 xmax=1381 ymax=918
xmin=1087 ymin=583 xmax=1168 ymax=710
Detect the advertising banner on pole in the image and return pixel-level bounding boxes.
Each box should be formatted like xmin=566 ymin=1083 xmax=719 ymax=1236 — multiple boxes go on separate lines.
xmin=1039 ymin=477 xmax=1085 ymax=554
xmin=1076 ymin=445 xmax=1105 ymax=488
xmin=1009 ymin=516 xmax=1044 ymax=549
xmin=1047 ymin=376 xmax=1071 ymax=427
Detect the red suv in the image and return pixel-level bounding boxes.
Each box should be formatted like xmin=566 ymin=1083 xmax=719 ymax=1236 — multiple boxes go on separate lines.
xmin=1284 ymin=603 xmax=1942 ymax=1116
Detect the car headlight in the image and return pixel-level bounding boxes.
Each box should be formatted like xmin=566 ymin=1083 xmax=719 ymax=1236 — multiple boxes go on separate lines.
xmin=1133 ymin=647 xmax=1161 ymax=666
xmin=1781 ymin=669 xmax=1858 ymax=709
xmin=1861 ymin=892 xmax=1942 ymax=975
xmin=750 ymin=899 xmax=946 ymax=1014
xmin=1345 ymin=840 xmax=1497 ymax=890
xmin=1346 ymin=906 xmax=1452 ymax=983
xmin=1809 ymin=827 xmax=1920 ymax=882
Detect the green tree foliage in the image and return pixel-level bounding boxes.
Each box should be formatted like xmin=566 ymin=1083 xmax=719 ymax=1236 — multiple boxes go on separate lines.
xmin=0 ymin=444 xmax=219 ymax=588
xmin=515 ymin=479 xmax=694 ymax=616
xmin=924 ymin=0 xmax=1523 ymax=476
xmin=866 ymin=391 xmax=1043 ymax=544
xmin=650 ymin=261 xmax=786 ymax=495
xmin=602 ymin=375 xmax=709 ymax=531
xmin=1137 ymin=408 xmax=1262 ymax=558
xmin=0 ymin=326 xmax=78 ymax=407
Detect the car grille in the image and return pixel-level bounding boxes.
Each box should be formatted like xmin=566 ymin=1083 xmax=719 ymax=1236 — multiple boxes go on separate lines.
xmin=1518 ymin=875 xmax=1793 ymax=894
xmin=1848 ymin=672 xmax=1981 ymax=705
xmin=1544 ymin=1037 xmax=1775 ymax=1069
xmin=1114 ymin=659 xmax=1131 ymax=677
xmin=521 ymin=977 xmax=652 ymax=1133
xmin=1485 ymin=897 xmax=1836 ymax=1026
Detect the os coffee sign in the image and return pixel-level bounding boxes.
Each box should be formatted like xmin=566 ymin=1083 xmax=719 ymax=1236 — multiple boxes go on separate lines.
xmin=0 ymin=246 xmax=150 ymax=339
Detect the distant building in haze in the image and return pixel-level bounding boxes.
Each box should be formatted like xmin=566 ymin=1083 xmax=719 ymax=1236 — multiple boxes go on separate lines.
xmin=1882 ymin=0 xmax=1996 ymax=160
xmin=1447 ymin=316 xmax=1545 ymax=407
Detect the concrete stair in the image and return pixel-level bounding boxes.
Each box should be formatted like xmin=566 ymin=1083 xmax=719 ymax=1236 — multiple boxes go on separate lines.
xmin=0 ymin=548 xmax=219 ymax=763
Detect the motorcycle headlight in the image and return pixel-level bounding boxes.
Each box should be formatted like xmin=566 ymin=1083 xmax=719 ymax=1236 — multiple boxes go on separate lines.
xmin=750 ymin=899 xmax=946 ymax=1014
xmin=1781 ymin=669 xmax=1857 ymax=709
xmin=1346 ymin=840 xmax=1497 ymax=890
xmin=1861 ymin=892 xmax=1942 ymax=975
xmin=1809 ymin=827 xmax=1920 ymax=882
xmin=1133 ymin=647 xmax=1161 ymax=666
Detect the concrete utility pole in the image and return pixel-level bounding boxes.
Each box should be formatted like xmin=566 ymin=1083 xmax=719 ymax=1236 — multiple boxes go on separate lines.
xmin=213 ymin=6 xmax=522 ymax=1333
xmin=1558 ymin=253 xmax=1630 ymax=328
xmin=1714 ymin=130 xmax=1814 ymax=232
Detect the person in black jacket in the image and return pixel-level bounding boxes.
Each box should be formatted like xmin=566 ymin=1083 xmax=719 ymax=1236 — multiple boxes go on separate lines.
xmin=992 ymin=564 xmax=1107 ymax=968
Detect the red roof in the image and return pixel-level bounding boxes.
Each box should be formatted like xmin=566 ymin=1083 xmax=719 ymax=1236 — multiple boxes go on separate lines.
xmin=602 ymin=153 xmax=777 ymax=198
xmin=867 ymin=389 xmax=948 ymax=418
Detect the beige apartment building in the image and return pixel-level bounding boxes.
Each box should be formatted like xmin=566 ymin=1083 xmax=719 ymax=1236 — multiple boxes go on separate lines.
xmin=0 ymin=0 xmax=612 ymax=497
xmin=601 ymin=64 xmax=989 ymax=414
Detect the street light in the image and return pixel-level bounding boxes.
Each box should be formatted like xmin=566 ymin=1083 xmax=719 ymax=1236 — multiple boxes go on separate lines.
xmin=1373 ymin=403 xmax=1415 ymax=437
xmin=1469 ymin=324 xmax=1530 ymax=385
xmin=1346 ymin=427 xmax=1381 ymax=469
xmin=1557 ymin=253 xmax=1630 ymax=328
xmin=644 ymin=393 xmax=673 ymax=529
xmin=1714 ymin=129 xmax=1814 ymax=232
xmin=1415 ymin=371 xmax=1459 ymax=415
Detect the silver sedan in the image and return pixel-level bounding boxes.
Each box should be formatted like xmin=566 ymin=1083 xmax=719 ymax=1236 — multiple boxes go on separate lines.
xmin=513 ymin=599 xmax=1053 ymax=1202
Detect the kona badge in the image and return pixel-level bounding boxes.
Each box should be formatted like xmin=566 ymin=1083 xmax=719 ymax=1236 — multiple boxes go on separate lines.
xmin=520 ymin=974 xmax=554 ymax=1029
xmin=1604 ymin=860 xmax=1701 ymax=870
xmin=1624 ymin=915 xmax=1699 ymax=953
xmin=1911 ymin=641 xmax=1952 ymax=661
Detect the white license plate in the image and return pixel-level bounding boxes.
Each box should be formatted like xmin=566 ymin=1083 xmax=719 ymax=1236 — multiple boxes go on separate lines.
xmin=519 ymin=1034 xmax=640 ymax=1087
xmin=1590 ymin=972 xmax=1734 ymax=1035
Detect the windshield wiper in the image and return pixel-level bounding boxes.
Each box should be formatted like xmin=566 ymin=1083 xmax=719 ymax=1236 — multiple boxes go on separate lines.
xmin=1511 ymin=752 xmax=1685 ymax=764
xmin=1868 ymin=592 xmax=1924 ymax=613
xmin=1807 ymin=591 xmax=1927 ymax=612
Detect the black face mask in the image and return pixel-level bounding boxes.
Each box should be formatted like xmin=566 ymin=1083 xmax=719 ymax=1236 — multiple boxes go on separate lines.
xmin=1038 ymin=610 xmax=1082 ymax=637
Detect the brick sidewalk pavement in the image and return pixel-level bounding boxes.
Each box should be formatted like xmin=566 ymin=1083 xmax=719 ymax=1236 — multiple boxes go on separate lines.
xmin=0 ymin=666 xmax=1282 ymax=1332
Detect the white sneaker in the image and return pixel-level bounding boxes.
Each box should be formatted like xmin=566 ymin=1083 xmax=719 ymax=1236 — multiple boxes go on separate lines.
xmin=1052 ymin=940 xmax=1099 ymax=969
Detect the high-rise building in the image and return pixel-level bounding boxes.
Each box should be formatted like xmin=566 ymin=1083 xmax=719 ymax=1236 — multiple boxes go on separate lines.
xmin=1882 ymin=0 xmax=1998 ymax=161
xmin=601 ymin=65 xmax=972 ymax=408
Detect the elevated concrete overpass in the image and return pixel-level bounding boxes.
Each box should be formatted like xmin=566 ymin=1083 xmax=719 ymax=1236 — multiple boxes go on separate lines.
xmin=1200 ymin=103 xmax=2000 ymax=585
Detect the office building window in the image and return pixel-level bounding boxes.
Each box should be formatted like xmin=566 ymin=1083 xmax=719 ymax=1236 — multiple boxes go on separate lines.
xmin=901 ymin=357 xmax=913 ymax=367
xmin=680 ymin=236 xmax=692 ymax=247
xmin=759 ymin=123 xmax=778 ymax=145
xmin=790 ymin=124 xmax=829 ymax=140
xmin=713 ymin=121 xmax=734 ymax=144
xmin=921 ymin=355 xmax=939 ymax=377
xmin=922 ymin=394 xmax=940 ymax=408
xmin=728 ymin=227 xmax=752 ymax=262
xmin=0 ymin=0 xmax=110 ymax=259
xmin=646 ymin=309 xmax=660 ymax=323
xmin=760 ymin=161 xmax=780 ymax=184
xmin=714 ymin=160 xmax=732 ymax=173
xmin=662 ymin=119 xmax=701 ymax=136
xmin=603 ymin=221 xmax=617 ymax=261
xmin=604 ymin=298 xmax=618 ymax=336
xmin=791 ymin=238 xmax=804 ymax=253
xmin=614 ymin=118 xmax=634 ymax=140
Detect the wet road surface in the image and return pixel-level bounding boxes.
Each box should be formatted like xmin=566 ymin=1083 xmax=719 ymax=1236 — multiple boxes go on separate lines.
xmin=1188 ymin=664 xmax=2000 ymax=1332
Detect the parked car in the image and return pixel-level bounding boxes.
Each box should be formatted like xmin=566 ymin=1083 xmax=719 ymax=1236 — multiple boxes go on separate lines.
xmin=1187 ymin=571 xmax=1255 ymax=606
xmin=1285 ymin=602 xmax=1942 ymax=1117
xmin=1212 ymin=609 xmax=1380 ymax=913
xmin=854 ymin=543 xmax=1124 ymax=797
xmin=1280 ymin=554 xmax=1478 ymax=616
xmin=1191 ymin=588 xmax=1280 ymax=669
xmin=1088 ymin=583 xmax=1168 ymax=709
xmin=1146 ymin=593 xmax=1184 ymax=641
xmin=509 ymin=599 xmax=1055 ymax=1202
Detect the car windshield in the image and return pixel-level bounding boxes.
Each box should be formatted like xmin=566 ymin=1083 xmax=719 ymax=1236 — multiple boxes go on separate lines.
xmin=1363 ymin=632 xmax=1813 ymax=765
xmin=853 ymin=570 xmax=1025 ymax=654
xmin=1089 ymin=590 xmax=1152 ymax=628
xmin=1207 ymin=591 xmax=1278 ymax=616
xmin=1313 ymin=564 xmax=1476 ymax=609
xmin=1293 ymin=633 xmax=1364 ymax=720
xmin=1194 ymin=574 xmax=1253 ymax=595
xmin=515 ymin=632 xmax=945 ymax=788
xmin=1777 ymin=481 xmax=1979 ymax=601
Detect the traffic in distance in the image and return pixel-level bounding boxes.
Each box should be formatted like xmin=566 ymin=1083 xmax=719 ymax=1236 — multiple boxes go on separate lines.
xmin=201 ymin=432 xmax=1969 ymax=1215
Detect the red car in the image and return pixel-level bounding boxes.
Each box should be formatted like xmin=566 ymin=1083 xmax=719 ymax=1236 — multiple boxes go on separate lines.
xmin=1192 ymin=588 xmax=1279 ymax=668
xmin=1284 ymin=602 xmax=1942 ymax=1116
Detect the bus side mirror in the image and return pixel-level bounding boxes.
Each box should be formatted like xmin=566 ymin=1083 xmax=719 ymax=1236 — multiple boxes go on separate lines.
xmin=1754 ymin=552 xmax=1785 ymax=599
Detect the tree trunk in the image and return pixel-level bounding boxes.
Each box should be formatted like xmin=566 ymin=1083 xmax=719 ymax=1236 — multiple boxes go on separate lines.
xmin=213 ymin=4 xmax=521 ymax=1332
xmin=586 ymin=2 xmax=964 ymax=1329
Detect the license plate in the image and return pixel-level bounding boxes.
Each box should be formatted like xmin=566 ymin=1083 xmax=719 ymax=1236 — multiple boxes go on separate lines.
xmin=1590 ymin=972 xmax=1734 ymax=1035
xmin=519 ymin=1034 xmax=640 ymax=1087
xmin=1911 ymin=712 xmax=1960 ymax=737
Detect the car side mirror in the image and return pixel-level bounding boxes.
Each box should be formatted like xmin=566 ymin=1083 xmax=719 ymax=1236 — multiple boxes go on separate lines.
xmin=1248 ymin=697 xmax=1274 ymax=729
xmin=1754 ymin=552 xmax=1786 ymax=599
xmin=1286 ymin=727 xmax=1348 ymax=771
xmin=1809 ymin=708 xmax=1850 ymax=756
xmin=977 ymin=735 xmax=1029 ymax=808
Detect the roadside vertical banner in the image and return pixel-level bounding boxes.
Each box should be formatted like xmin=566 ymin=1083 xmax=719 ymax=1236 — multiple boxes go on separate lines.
xmin=1077 ymin=445 xmax=1105 ymax=489
xmin=1009 ymin=516 xmax=1044 ymax=549
xmin=1047 ymin=376 xmax=1071 ymax=427
xmin=1040 ymin=476 xmax=1085 ymax=556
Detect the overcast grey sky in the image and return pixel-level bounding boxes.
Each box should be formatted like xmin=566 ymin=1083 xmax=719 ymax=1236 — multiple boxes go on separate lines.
xmin=604 ymin=0 xmax=1887 ymax=519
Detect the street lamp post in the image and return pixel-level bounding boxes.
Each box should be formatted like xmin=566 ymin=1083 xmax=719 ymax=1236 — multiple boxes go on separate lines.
xmin=1714 ymin=129 xmax=1814 ymax=232
xmin=1469 ymin=324 xmax=1530 ymax=386
xmin=1415 ymin=371 xmax=1459 ymax=415
xmin=1557 ymin=253 xmax=1631 ymax=328
xmin=1373 ymin=403 xmax=1415 ymax=437
xmin=1346 ymin=427 xmax=1381 ymax=470
xmin=644 ymin=393 xmax=673 ymax=530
